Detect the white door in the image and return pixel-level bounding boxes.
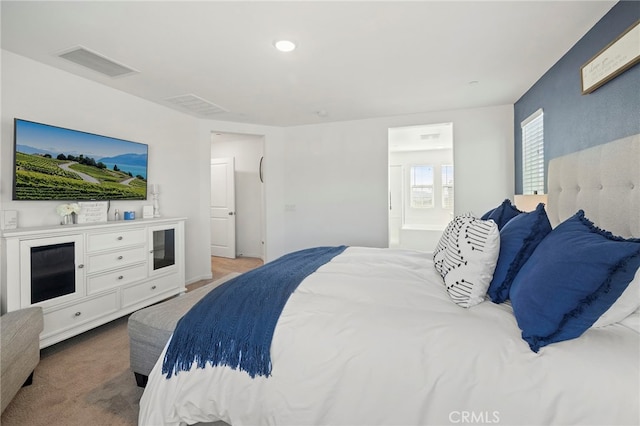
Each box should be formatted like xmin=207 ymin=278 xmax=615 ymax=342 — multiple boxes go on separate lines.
xmin=210 ymin=158 xmax=236 ymax=258
xmin=388 ymin=165 xmax=402 ymax=248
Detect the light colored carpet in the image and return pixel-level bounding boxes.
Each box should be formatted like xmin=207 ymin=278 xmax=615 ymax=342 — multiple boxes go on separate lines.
xmin=0 ymin=273 xmax=244 ymax=426
xmin=1 ymin=315 xmax=142 ymax=426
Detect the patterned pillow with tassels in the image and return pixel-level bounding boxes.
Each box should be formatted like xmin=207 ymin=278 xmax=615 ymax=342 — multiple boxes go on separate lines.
xmin=434 ymin=212 xmax=473 ymax=276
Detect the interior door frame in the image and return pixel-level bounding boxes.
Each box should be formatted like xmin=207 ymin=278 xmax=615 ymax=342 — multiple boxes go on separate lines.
xmin=210 ymin=132 xmax=266 ymax=261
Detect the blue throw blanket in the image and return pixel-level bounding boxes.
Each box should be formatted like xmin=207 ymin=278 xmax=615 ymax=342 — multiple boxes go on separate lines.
xmin=162 ymin=245 xmax=347 ymax=379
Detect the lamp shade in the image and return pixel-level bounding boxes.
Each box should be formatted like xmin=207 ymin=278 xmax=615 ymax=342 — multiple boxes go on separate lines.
xmin=514 ymin=194 xmax=548 ymax=212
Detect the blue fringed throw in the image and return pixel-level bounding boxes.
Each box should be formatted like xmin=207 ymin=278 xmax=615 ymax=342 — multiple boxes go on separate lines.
xmin=162 ymin=245 xmax=347 ymax=379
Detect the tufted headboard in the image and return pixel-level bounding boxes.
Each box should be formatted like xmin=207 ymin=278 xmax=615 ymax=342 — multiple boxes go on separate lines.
xmin=546 ymin=133 xmax=639 ymax=238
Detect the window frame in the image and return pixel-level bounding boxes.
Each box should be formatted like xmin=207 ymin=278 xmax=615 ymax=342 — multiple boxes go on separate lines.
xmin=521 ymin=108 xmax=544 ymax=195
xmin=409 ymin=165 xmax=434 ymax=209
xmin=441 ymin=164 xmax=454 ymax=210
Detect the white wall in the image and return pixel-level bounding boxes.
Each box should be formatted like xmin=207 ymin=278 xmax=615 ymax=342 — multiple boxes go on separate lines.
xmin=2 ymin=50 xmax=515 ymax=280
xmin=0 ymin=51 xmax=212 ymax=283
xmin=211 ymin=133 xmax=264 ymax=258
xmin=280 ymin=106 xmax=514 ymax=252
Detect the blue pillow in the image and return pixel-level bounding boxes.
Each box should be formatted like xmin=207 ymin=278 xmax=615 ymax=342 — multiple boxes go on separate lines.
xmin=480 ymin=208 xmax=496 ymax=220
xmin=487 ymin=203 xmax=551 ymax=303
xmin=482 ymin=199 xmax=521 ymax=230
xmin=510 ymin=210 xmax=640 ymax=352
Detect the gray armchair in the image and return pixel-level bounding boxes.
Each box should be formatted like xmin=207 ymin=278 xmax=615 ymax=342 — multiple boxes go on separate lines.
xmin=0 ymin=306 xmax=44 ymax=413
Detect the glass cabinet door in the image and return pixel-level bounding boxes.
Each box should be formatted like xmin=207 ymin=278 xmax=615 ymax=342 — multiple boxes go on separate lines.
xmin=149 ymin=226 xmax=177 ymax=275
xmin=20 ymin=234 xmax=84 ymax=308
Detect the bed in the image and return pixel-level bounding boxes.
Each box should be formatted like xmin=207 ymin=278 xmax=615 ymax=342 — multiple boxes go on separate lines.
xmin=139 ymin=135 xmax=640 ymax=426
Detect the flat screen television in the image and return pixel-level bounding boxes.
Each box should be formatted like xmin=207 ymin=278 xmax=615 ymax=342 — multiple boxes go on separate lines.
xmin=13 ymin=118 xmax=148 ymax=201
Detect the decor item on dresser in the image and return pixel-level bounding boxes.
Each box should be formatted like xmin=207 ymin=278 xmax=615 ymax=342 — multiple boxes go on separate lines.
xmin=77 ymin=201 xmax=109 ymax=224
xmin=150 ymin=184 xmax=161 ymax=217
xmin=142 ymin=205 xmax=154 ymax=219
xmin=0 ymin=210 xmax=18 ymax=230
xmin=1 ymin=217 xmax=186 ymax=348
xmin=139 ymin=135 xmax=639 ymax=426
xmin=56 ymin=202 xmax=80 ymax=225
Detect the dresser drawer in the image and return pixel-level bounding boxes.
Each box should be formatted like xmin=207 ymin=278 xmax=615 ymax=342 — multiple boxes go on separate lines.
xmin=87 ymin=264 xmax=147 ymax=294
xmin=42 ymin=291 xmax=119 ymax=338
xmin=122 ymin=273 xmax=180 ymax=307
xmin=87 ymin=228 xmax=146 ymax=252
xmin=87 ymin=246 xmax=147 ymax=274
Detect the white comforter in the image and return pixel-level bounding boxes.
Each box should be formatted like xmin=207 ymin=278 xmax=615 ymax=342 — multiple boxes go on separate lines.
xmin=139 ymin=247 xmax=639 ymax=426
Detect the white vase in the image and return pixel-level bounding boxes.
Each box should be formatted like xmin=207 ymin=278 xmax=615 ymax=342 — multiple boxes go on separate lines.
xmin=62 ymin=215 xmax=71 ymax=225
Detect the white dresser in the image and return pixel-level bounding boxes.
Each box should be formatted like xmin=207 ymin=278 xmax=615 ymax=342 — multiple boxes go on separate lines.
xmin=1 ymin=217 xmax=186 ymax=348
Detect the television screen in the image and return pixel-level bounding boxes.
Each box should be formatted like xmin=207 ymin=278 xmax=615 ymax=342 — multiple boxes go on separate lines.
xmin=13 ymin=118 xmax=148 ymax=201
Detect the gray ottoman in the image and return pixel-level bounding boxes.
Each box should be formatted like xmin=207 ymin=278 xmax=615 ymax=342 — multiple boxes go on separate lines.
xmin=128 ymin=273 xmax=239 ymax=387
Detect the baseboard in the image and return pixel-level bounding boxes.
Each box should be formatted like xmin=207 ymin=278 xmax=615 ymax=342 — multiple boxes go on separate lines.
xmin=238 ymin=253 xmax=264 ymax=260
xmin=185 ymin=273 xmax=213 ymax=285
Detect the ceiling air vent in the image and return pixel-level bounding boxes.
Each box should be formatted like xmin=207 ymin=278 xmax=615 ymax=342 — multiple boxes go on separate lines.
xmin=164 ymin=94 xmax=228 ymax=117
xmin=57 ymin=46 xmax=138 ymax=78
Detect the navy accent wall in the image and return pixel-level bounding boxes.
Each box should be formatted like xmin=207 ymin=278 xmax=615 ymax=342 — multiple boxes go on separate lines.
xmin=514 ymin=1 xmax=640 ymax=194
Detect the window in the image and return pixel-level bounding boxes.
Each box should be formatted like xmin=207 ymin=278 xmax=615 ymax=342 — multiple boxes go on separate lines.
xmin=521 ymin=109 xmax=544 ymax=195
xmin=410 ymin=165 xmax=433 ymax=208
xmin=441 ymin=165 xmax=454 ymax=209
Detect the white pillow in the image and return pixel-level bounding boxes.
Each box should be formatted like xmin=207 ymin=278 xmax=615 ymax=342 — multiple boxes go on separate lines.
xmin=435 ymin=214 xmax=500 ymax=308
xmin=592 ymin=267 xmax=640 ymax=328
xmin=433 ymin=212 xmax=474 ymax=277
xmin=619 ymin=307 xmax=640 ymax=334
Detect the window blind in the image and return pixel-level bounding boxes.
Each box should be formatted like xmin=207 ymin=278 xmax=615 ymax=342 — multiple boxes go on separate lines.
xmin=521 ymin=109 xmax=544 ymax=195
xmin=441 ymin=165 xmax=454 ymax=210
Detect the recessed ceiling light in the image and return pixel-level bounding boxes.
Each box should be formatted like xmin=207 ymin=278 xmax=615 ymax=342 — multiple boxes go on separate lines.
xmin=274 ymin=40 xmax=296 ymax=52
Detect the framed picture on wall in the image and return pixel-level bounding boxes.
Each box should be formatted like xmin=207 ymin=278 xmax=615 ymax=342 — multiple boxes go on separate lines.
xmin=580 ymin=20 xmax=640 ymax=94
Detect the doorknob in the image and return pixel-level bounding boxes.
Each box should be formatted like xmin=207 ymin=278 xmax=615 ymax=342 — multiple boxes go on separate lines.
xmin=228 ymin=212 xmax=235 ymax=216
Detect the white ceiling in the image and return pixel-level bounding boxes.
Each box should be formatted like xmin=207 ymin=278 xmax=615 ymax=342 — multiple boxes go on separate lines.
xmin=1 ymin=1 xmax=616 ymax=127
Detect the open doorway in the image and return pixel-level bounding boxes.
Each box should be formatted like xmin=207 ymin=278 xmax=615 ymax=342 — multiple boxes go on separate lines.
xmin=388 ymin=122 xmax=454 ymax=252
xmin=211 ymin=132 xmax=265 ymax=261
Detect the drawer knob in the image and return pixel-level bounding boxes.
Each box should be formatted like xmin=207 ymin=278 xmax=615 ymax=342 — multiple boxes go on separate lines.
xmin=117 ymin=255 xmax=124 ymax=260
xmin=117 ymin=236 xmax=123 ymax=240
xmin=151 ymin=285 xmax=157 ymax=290
xmin=78 ymin=264 xmax=85 ymax=269
xmin=74 ymin=312 xmax=82 ymax=317
xmin=118 ymin=275 xmax=124 ymax=280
